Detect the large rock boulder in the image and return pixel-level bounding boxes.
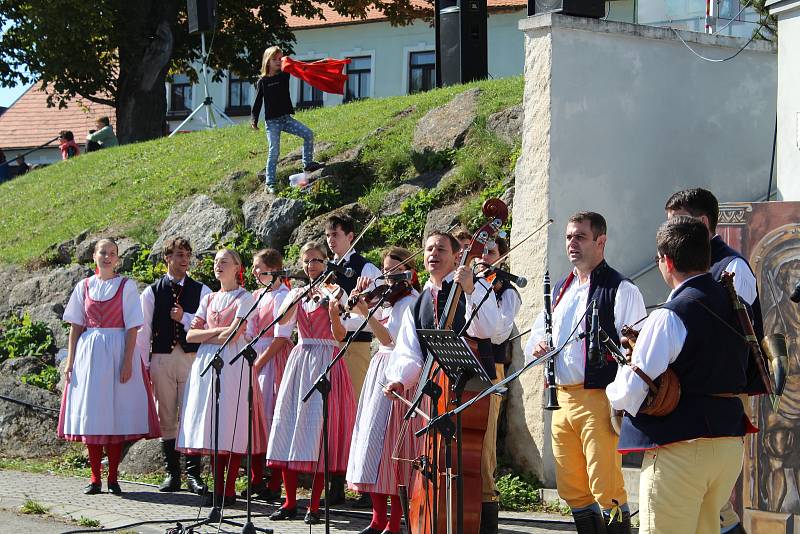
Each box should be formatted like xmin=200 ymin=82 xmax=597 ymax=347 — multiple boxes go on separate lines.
xmin=291 ymin=203 xmax=374 ymax=250
xmin=119 ymin=439 xmax=163 ymax=476
xmin=486 ymin=104 xmax=524 ymax=145
xmin=242 ymin=193 xmax=306 ymax=251
xmin=149 ymin=195 xmax=235 ymax=261
xmin=380 ymin=184 xmax=422 ymax=216
xmin=8 ymin=264 xmax=91 ymax=312
xmin=0 ymin=374 xmax=68 ymax=458
xmin=423 ymin=198 xmax=471 ymax=240
xmin=413 ymin=88 xmax=481 ymax=153
xmin=0 ymin=265 xmax=29 ymax=318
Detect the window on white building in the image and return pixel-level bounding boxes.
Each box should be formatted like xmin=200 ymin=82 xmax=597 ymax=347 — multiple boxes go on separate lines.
xmin=409 ymin=51 xmax=436 ymax=94
xmin=345 ymin=56 xmax=372 ymax=102
xmin=227 ymin=72 xmax=251 ymax=114
xmin=169 ymin=73 xmax=193 ymax=114
xmin=297 ymin=61 xmax=324 ymax=109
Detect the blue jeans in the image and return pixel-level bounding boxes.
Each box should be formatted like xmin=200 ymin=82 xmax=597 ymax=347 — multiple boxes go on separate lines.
xmin=265 ymin=114 xmax=314 ymax=186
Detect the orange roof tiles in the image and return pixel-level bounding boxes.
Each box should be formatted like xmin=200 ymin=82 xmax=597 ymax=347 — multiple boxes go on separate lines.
xmin=0 ymin=83 xmax=116 ymax=150
xmin=284 ymin=0 xmax=526 ymax=29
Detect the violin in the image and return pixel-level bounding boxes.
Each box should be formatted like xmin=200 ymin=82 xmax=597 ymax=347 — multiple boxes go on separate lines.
xmin=347 ymin=278 xmax=415 ymax=310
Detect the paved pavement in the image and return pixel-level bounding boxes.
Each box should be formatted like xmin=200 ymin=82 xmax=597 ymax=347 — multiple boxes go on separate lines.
xmin=0 ymin=469 xmax=579 ymax=533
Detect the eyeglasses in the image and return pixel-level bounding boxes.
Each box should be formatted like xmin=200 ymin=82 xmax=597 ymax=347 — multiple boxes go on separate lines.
xmin=302 ymin=258 xmax=325 ymax=265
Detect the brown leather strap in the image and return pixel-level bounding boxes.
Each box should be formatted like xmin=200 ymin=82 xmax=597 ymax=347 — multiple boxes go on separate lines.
xmin=630 ymin=365 xmax=659 ymax=394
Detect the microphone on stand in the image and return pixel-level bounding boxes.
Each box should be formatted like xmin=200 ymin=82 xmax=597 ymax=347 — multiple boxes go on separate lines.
xmin=588 ymin=300 xmax=602 ymax=366
xmin=325 ymin=261 xmax=355 ymax=278
xmin=484 ymin=266 xmax=528 ymax=288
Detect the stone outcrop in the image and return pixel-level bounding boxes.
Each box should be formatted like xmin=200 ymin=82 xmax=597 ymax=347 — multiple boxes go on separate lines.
xmin=119 ymin=439 xmax=164 ymax=476
xmin=413 ymin=88 xmax=481 ymax=153
xmin=0 ymin=374 xmax=67 ymax=458
xmin=291 ymin=203 xmax=373 ymax=249
xmin=149 ymin=195 xmax=235 ymax=261
xmin=486 ymin=104 xmax=524 ymax=145
xmin=380 ymin=184 xmax=422 ymax=216
xmin=242 ymin=193 xmax=306 ymax=252
xmin=423 ymin=198 xmax=470 ymax=239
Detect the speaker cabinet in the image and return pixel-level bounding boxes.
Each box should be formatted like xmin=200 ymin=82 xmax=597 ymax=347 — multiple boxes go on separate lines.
xmin=439 ymin=0 xmax=488 ymax=86
xmin=187 ymin=0 xmax=216 ymax=34
xmin=527 ymin=0 xmax=605 ymax=18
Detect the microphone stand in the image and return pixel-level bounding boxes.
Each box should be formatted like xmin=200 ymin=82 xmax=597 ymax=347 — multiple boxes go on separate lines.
xmin=302 ymin=289 xmax=390 ymax=534
xmin=227 ymin=277 xmax=280 ymax=534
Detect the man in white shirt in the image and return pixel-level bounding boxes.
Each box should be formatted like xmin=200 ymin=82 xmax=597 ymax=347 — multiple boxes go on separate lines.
xmin=138 ymin=237 xmax=211 ymax=494
xmin=606 ymin=216 xmax=758 ymax=534
xmin=524 ymin=212 xmax=645 ymax=534
xmin=384 ymin=230 xmax=501 ymax=534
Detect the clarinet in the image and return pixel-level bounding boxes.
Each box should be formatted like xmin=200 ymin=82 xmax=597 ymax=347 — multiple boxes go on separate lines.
xmin=543 ymin=270 xmax=560 ymax=410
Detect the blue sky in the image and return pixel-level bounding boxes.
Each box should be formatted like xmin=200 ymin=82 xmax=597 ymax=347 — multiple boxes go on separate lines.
xmin=0 ymin=83 xmax=33 ymax=108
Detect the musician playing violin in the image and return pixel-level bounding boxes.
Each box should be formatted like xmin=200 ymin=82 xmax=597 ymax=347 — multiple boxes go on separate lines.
xmin=606 ymin=217 xmax=759 ymax=534
xmin=523 ymin=212 xmax=645 ymax=534
xmin=345 ymin=247 xmax=421 ymax=534
xmin=383 ymin=230 xmax=501 ymax=534
xmin=475 ymin=236 xmax=521 ymax=516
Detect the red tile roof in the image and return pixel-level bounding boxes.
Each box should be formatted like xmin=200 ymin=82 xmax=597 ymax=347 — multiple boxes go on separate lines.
xmin=284 ymin=0 xmax=526 ymax=29
xmin=0 ymin=83 xmax=116 ymax=150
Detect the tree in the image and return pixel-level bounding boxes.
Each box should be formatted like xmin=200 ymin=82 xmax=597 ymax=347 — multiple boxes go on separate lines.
xmin=751 ymin=0 xmax=777 ymax=42
xmin=0 ymin=0 xmax=426 ymax=144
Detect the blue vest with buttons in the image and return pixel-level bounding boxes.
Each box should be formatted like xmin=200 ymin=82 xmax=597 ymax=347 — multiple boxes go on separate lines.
xmin=617 ymin=273 xmax=752 ymax=452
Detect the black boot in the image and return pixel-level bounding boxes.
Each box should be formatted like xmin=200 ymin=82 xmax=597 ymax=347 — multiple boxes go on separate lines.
xmin=185 ymin=454 xmax=208 ymax=495
xmin=572 ymin=508 xmax=607 ymax=534
xmin=325 ymin=473 xmax=346 ymax=506
xmin=479 ymin=501 xmax=499 ymax=534
xmin=159 ymin=439 xmax=182 ymax=492
xmin=604 ymin=510 xmax=631 ymax=534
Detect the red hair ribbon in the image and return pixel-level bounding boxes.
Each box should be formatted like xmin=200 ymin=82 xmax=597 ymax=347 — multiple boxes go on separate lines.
xmin=239 ymin=265 xmax=245 ymax=286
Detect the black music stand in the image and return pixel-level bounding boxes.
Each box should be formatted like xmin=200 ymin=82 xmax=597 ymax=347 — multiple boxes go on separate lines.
xmin=416 ymin=329 xmax=492 ymax=534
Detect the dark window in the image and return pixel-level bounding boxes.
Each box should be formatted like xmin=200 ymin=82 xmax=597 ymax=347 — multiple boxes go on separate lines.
xmin=409 ymin=51 xmax=436 ymax=94
xmin=345 ymin=56 xmax=372 ymax=102
xmin=169 ymin=73 xmax=193 ymax=113
xmin=297 ymin=62 xmax=323 ymax=109
xmin=227 ymin=72 xmax=251 ymax=114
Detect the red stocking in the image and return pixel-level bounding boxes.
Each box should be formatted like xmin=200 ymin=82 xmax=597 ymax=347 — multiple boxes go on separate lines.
xmin=105 ymin=443 xmax=123 ymax=483
xmin=250 ymin=453 xmax=265 ymax=485
xmin=282 ymin=469 xmax=298 ymax=509
xmin=268 ymin=466 xmax=282 ymax=492
xmin=87 ymin=444 xmax=103 ymax=484
xmin=225 ymin=454 xmax=242 ymax=497
xmin=388 ymin=494 xmax=403 ymax=532
xmin=370 ymin=493 xmax=388 ymax=529
xmin=309 ymin=473 xmax=324 ymax=513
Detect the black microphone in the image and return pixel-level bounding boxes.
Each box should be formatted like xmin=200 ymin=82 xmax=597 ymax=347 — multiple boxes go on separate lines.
xmin=588 ymin=300 xmax=602 ymax=366
xmin=485 ymin=266 xmax=527 ymax=288
xmin=325 ymin=261 xmax=355 ymax=278
xmin=790 ymin=281 xmax=800 ymax=303
xmin=378 ymin=271 xmax=413 ymax=281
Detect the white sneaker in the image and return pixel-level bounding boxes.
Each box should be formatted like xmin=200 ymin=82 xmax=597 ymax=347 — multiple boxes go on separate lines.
xmin=265 ymin=184 xmax=276 ymax=194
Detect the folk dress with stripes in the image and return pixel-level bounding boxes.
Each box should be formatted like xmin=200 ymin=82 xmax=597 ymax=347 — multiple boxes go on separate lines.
xmin=58 ymin=275 xmax=160 ymax=444
xmin=247 ymin=284 xmax=294 ymax=443
xmin=177 ymin=288 xmax=269 ymax=455
xmin=266 ymin=288 xmax=356 ymax=473
xmin=346 ymin=291 xmax=424 ymax=495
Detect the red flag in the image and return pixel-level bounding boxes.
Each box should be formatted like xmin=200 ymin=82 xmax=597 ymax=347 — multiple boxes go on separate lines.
xmin=281 ymin=56 xmax=351 ymax=96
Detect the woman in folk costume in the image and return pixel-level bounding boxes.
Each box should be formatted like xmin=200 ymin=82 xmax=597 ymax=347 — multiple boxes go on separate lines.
xmin=59 ymin=238 xmax=159 ymax=495
xmin=177 ymin=249 xmax=267 ymax=507
xmin=267 ymin=242 xmax=356 ymax=525
xmin=346 ymin=247 xmax=422 ymax=534
xmin=243 ymin=248 xmax=294 ymax=501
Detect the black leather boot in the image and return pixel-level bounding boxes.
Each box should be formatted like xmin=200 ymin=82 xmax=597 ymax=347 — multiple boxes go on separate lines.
xmin=185 ymin=454 xmax=208 ymax=495
xmin=159 ymin=439 xmax=182 ymax=492
xmin=325 ymin=473 xmax=346 ymax=506
xmin=479 ymin=501 xmax=499 ymax=534
xmin=572 ymin=508 xmax=607 ymax=534
xmin=604 ymin=510 xmax=631 ymax=534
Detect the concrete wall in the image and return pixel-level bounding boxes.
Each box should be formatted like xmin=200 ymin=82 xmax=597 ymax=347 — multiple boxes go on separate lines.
xmin=508 ymin=13 xmax=777 ymax=484
xmin=769 ymin=1 xmax=800 ymax=201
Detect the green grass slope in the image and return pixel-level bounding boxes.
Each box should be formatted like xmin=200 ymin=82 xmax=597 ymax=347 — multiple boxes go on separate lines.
xmin=0 ymin=76 xmax=522 ymax=265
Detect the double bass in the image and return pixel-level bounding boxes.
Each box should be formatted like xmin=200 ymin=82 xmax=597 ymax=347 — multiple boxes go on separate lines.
xmin=406 ymin=198 xmax=509 ymax=534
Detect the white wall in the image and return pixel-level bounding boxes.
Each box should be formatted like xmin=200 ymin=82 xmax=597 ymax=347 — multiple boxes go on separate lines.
xmin=508 ymin=13 xmax=777 ymax=483
xmin=770 ymin=1 xmax=800 ymax=200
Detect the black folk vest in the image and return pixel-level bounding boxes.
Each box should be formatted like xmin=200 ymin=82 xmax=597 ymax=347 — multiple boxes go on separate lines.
xmin=618 ymin=273 xmax=753 ymax=452
xmin=552 ymin=261 xmax=628 ymax=389
xmin=413 ymin=279 xmax=496 ymax=379
xmin=151 ymin=275 xmax=203 ymax=354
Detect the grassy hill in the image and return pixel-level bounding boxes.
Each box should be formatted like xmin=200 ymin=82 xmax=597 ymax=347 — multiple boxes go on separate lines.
xmin=0 ymin=76 xmax=523 ymax=266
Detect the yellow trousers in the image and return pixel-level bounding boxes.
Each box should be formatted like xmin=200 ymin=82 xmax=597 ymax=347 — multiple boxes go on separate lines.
xmin=344 ymin=341 xmax=372 ymax=398
xmin=639 ymin=437 xmax=744 ymax=534
xmin=551 ymin=385 xmax=627 ymax=509
xmin=481 ymin=364 xmax=504 ymax=501
xmin=149 ymin=346 xmax=195 ymax=440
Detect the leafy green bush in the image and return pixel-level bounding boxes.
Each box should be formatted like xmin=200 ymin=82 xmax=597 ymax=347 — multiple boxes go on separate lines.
xmin=21 ymin=365 xmax=60 ymax=391
xmin=496 ymin=473 xmax=542 ymax=511
xmin=126 ymin=246 xmax=167 ymax=285
xmin=0 ymin=312 xmax=56 ymax=363
xmin=379 ymin=189 xmax=442 ymax=249
xmin=280 ymin=178 xmax=344 ymax=220
xmin=411 ymin=148 xmax=455 ymax=174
